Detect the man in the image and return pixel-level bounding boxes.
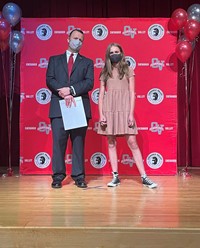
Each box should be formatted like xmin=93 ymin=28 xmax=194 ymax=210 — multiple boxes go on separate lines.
xmin=46 ymin=29 xmax=94 ymax=189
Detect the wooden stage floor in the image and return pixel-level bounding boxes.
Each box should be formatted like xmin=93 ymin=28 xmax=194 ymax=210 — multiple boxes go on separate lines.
xmin=0 ymin=167 xmax=200 ymax=248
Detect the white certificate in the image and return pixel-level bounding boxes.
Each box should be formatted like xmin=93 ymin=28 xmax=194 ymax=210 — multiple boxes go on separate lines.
xmin=59 ymin=97 xmax=87 ymax=130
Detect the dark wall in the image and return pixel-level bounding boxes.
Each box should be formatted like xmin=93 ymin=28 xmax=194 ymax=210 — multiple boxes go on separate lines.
xmin=0 ymin=0 xmax=198 ymax=18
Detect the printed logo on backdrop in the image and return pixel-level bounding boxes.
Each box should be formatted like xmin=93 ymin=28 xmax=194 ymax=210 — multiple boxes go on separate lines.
xmin=36 ymin=88 xmax=51 ymax=104
xmin=150 ymin=58 xmax=165 ymax=71
xmin=92 ymin=24 xmax=108 ymax=40
xmin=90 ymin=152 xmax=107 ymax=169
xmin=122 ymin=26 xmax=137 ymax=38
xmin=67 ymin=25 xmax=76 ymax=34
xmin=37 ymin=122 xmax=51 ymax=134
xmin=91 ymin=88 xmax=99 ymax=104
xmin=65 ymin=154 xmax=72 ymax=164
xmin=34 ymin=152 xmax=51 ymax=169
xmin=36 ymin=24 xmax=52 ymax=40
xmin=121 ymin=154 xmax=136 ymax=167
xmin=147 ymin=88 xmax=164 ymax=105
xmin=20 ymin=92 xmax=25 ymax=103
xmin=149 ymin=122 xmax=164 ymax=135
xmin=38 ymin=58 xmax=48 ymax=68
xmin=146 ymin=152 xmax=163 ymax=169
xmin=67 ymin=25 xmax=85 ymax=35
xmin=21 ymin=28 xmax=25 ymax=35
xmin=94 ymin=58 xmax=105 ymax=68
xmin=125 ymin=56 xmax=136 ymax=70
xmin=148 ymin=24 xmax=164 ymax=40
xmin=20 ymin=157 xmax=24 ymax=164
xmin=93 ymin=122 xmax=99 ymax=133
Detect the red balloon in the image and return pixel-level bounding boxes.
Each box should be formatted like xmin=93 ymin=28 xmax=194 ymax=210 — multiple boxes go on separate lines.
xmin=171 ymin=8 xmax=188 ymax=30
xmin=184 ymin=19 xmax=200 ymax=41
xmin=168 ymin=19 xmax=178 ymax=34
xmin=0 ymin=17 xmax=10 ymax=40
xmin=175 ymin=41 xmax=193 ymax=63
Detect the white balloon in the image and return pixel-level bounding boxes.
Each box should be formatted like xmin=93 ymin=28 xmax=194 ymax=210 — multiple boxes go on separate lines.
xmin=2 ymin=2 xmax=22 ymax=26
xmin=9 ymin=31 xmax=24 ymax=54
xmin=187 ymin=4 xmax=200 ymax=22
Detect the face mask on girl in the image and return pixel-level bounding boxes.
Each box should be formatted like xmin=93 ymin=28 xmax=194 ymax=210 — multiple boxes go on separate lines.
xmin=69 ymin=39 xmax=82 ymax=51
xmin=109 ymin=53 xmax=122 ymax=63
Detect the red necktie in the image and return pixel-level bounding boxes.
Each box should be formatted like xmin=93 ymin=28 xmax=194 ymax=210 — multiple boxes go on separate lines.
xmin=68 ymin=53 xmax=74 ymax=77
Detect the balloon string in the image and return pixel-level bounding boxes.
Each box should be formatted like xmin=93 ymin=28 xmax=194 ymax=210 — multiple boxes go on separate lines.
xmin=7 ymin=32 xmax=15 ymax=175
xmin=184 ymin=62 xmax=189 ymax=169
xmin=188 ymin=42 xmax=195 ymax=105
xmin=10 ymin=52 xmax=16 ymax=126
xmin=1 ymin=50 xmax=10 ymax=169
xmin=180 ymin=62 xmax=189 ymax=170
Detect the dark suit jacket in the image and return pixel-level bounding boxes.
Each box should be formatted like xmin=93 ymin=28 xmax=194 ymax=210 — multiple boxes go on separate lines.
xmin=46 ymin=52 xmax=94 ymax=119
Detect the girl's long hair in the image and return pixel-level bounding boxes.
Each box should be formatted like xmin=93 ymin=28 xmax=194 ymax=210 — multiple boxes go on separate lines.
xmin=100 ymin=43 xmax=129 ymax=82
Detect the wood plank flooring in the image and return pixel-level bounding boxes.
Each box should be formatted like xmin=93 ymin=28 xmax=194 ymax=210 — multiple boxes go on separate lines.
xmin=0 ymin=167 xmax=200 ymax=247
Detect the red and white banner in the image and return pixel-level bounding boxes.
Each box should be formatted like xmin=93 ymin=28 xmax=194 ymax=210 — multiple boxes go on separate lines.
xmin=20 ymin=18 xmax=177 ymax=175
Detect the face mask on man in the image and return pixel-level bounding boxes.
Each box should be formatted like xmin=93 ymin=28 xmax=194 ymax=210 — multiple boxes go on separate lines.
xmin=110 ymin=53 xmax=122 ymax=63
xmin=69 ymin=39 xmax=82 ymax=51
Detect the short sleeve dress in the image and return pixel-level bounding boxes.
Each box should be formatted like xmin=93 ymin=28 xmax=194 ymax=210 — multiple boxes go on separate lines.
xmin=97 ymin=67 xmax=138 ymax=136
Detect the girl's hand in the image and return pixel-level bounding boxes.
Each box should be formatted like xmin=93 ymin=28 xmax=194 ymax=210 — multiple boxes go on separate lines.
xmin=128 ymin=114 xmax=135 ymax=128
xmin=99 ymin=115 xmax=107 ymax=126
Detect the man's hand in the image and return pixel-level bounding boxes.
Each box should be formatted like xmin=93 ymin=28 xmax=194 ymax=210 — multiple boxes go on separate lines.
xmin=64 ymin=95 xmax=76 ymax=108
xmin=58 ymin=87 xmax=70 ymax=98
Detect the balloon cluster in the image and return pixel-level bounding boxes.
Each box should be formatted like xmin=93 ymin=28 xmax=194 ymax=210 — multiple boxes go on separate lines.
xmin=169 ymin=4 xmax=200 ymax=63
xmin=0 ymin=2 xmax=24 ymax=53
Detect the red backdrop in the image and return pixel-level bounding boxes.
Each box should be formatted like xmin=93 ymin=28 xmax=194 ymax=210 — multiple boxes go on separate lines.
xmin=20 ymin=18 xmax=177 ymax=175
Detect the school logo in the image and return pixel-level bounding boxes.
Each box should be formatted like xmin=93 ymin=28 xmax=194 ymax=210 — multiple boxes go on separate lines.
xmin=148 ymin=24 xmax=165 ymax=40
xmin=20 ymin=156 xmax=24 ymax=164
xmin=147 ymin=88 xmax=164 ymax=105
xmin=38 ymin=58 xmax=48 ymax=68
xmin=146 ymin=152 xmax=163 ymax=169
xmin=34 ymin=152 xmax=51 ymax=169
xmin=90 ymin=152 xmax=107 ymax=169
xmin=20 ymin=92 xmax=25 ymax=103
xmin=121 ymin=154 xmax=136 ymax=167
xmin=36 ymin=24 xmax=53 ymax=40
xmin=122 ymin=26 xmax=137 ymax=38
xmin=125 ymin=56 xmax=136 ymax=70
xmin=149 ymin=122 xmax=164 ymax=135
xmin=91 ymin=88 xmax=99 ymax=104
xmin=37 ymin=122 xmax=51 ymax=134
xmin=36 ymin=88 xmax=51 ymax=104
xmin=93 ymin=121 xmax=99 ymax=133
xmin=65 ymin=154 xmax=72 ymax=164
xmin=150 ymin=58 xmax=165 ymax=71
xmin=92 ymin=24 xmax=108 ymax=40
xmin=94 ymin=58 xmax=105 ymax=68
xmin=67 ymin=25 xmax=76 ymax=34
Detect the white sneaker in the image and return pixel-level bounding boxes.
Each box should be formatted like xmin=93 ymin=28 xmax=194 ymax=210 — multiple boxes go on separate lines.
xmin=107 ymin=173 xmax=120 ymax=187
xmin=142 ymin=176 xmax=157 ymax=189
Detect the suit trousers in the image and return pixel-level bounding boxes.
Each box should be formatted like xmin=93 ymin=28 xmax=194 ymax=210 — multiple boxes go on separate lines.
xmin=51 ymin=117 xmax=88 ymax=182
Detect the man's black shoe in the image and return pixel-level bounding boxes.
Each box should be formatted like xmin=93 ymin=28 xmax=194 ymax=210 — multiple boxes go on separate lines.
xmin=75 ymin=179 xmax=87 ymax=188
xmin=51 ymin=181 xmax=62 ymax=189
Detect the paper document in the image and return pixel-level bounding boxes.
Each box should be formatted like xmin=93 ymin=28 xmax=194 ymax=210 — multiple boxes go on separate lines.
xmin=59 ymin=97 xmax=87 ymax=130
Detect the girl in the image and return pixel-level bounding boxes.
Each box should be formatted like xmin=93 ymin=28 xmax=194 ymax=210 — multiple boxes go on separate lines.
xmin=98 ymin=43 xmax=157 ymax=189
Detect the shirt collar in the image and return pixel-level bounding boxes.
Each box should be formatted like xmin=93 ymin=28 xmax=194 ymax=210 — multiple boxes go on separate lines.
xmin=66 ymin=50 xmax=78 ymax=56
